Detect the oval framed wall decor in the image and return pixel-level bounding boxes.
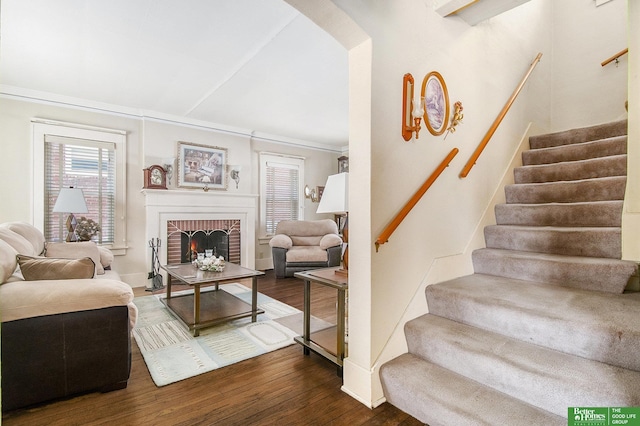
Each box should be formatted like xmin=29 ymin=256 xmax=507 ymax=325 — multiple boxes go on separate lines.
xmin=421 ymin=71 xmax=450 ymax=136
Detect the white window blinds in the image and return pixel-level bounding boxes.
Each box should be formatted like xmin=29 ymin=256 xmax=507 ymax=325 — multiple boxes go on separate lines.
xmin=260 ymin=154 xmax=305 ymax=237
xmin=44 ymin=135 xmax=116 ymax=244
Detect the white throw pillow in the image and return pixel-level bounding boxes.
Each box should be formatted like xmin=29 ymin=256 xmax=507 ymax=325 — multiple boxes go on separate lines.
xmin=0 ymin=227 xmax=37 ymax=257
xmin=97 ymin=245 xmax=114 ymax=268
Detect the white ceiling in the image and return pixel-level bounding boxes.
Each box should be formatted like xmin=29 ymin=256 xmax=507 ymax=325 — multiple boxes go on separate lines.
xmin=0 ymin=0 xmax=349 ymax=150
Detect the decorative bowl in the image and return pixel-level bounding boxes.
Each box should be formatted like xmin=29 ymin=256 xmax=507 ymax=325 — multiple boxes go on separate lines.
xmin=193 ymin=256 xmax=225 ymax=272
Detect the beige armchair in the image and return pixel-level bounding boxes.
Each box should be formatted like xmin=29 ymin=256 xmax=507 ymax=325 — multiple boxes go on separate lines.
xmin=269 ymin=219 xmax=343 ymax=278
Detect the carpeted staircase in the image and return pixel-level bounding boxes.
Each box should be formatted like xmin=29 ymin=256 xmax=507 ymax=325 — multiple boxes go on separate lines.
xmin=380 ymin=120 xmax=640 ymax=425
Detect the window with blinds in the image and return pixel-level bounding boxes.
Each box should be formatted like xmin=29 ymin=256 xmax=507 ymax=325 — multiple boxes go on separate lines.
xmin=260 ymin=153 xmax=305 ymax=237
xmin=44 ymin=135 xmax=116 ymax=244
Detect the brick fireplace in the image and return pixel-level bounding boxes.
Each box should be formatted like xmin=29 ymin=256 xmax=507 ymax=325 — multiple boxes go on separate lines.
xmin=142 ymin=189 xmax=258 ymax=277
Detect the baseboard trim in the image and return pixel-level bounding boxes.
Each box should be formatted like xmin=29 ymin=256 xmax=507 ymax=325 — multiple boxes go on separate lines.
xmin=255 ymin=257 xmax=273 ymax=271
xmin=341 ymin=358 xmax=386 ymax=408
xmin=120 ymin=272 xmax=149 ymax=289
xmin=341 ymin=384 xmax=387 ymax=409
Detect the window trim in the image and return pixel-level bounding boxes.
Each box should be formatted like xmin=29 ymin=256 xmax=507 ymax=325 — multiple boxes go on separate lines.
xmin=32 ymin=119 xmax=128 ymax=253
xmin=259 ymin=152 xmax=305 ymax=239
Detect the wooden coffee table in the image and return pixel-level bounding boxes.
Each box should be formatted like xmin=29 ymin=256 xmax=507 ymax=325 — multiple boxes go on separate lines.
xmin=160 ymin=262 xmax=264 ymax=336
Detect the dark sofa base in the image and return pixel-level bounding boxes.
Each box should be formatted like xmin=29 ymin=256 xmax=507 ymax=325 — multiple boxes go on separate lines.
xmin=1 ymin=305 xmax=132 ymax=412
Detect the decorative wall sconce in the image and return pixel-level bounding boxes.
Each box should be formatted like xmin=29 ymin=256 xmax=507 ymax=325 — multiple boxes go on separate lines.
xmin=444 ymin=101 xmax=464 ymax=139
xmin=229 ymin=165 xmax=241 ymax=189
xmin=304 ymin=185 xmax=318 ymax=202
xmin=402 ymin=73 xmax=425 ymax=141
xmin=162 ymin=157 xmax=175 ymax=186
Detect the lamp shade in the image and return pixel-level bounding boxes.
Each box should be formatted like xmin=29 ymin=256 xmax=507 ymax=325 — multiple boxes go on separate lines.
xmin=52 ymin=187 xmax=89 ymax=214
xmin=316 ymin=172 xmax=348 ymax=214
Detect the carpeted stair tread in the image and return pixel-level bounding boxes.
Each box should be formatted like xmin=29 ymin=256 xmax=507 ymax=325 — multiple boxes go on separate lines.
xmin=495 ymin=200 xmax=623 ymax=227
xmin=472 ymin=248 xmax=637 ymax=293
xmin=484 ymin=224 xmax=621 ymax=258
xmin=523 ymin=135 xmax=627 ymax=166
xmin=426 ymin=273 xmax=640 ymax=371
xmin=505 ymin=176 xmax=626 ymax=204
xmin=405 ymin=314 xmax=640 ymax=417
xmin=514 ymin=154 xmax=627 ymax=184
xmin=529 ymin=120 xmax=627 ymax=149
xmin=379 ymin=353 xmax=565 ymax=426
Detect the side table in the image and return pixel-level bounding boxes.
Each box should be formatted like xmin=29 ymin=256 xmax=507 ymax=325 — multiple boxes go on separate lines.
xmin=293 ymin=267 xmax=348 ymax=376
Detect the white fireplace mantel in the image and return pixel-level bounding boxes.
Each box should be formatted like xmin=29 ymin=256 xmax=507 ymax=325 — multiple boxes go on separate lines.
xmin=142 ymin=189 xmax=258 ymax=270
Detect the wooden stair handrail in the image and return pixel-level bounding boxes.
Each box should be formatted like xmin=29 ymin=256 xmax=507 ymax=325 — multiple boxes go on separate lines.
xmin=459 ymin=52 xmax=543 ymax=178
xmin=375 ymin=148 xmax=459 ymax=251
xmin=601 ymin=48 xmax=628 ymax=67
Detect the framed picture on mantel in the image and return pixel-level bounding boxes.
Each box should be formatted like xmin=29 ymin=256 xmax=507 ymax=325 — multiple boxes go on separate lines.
xmin=177 ymin=141 xmax=228 ymax=190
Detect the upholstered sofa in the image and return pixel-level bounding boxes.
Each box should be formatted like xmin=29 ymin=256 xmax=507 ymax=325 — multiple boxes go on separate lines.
xmin=269 ymin=219 xmax=343 ymax=278
xmin=0 ymin=221 xmax=137 ymax=411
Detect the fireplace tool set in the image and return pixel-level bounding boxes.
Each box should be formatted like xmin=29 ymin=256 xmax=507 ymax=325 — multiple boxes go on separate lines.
xmin=147 ymin=238 xmax=165 ymax=291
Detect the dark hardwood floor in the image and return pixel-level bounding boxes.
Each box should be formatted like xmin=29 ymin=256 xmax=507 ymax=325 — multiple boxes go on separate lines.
xmin=2 ymin=269 xmax=422 ymax=426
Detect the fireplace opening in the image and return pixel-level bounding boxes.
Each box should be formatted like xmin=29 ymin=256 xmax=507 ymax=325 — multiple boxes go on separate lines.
xmin=167 ymin=219 xmax=241 ymax=265
xmin=181 ymin=230 xmax=229 ymax=263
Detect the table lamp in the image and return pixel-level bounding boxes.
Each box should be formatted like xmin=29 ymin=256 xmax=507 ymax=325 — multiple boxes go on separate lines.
xmin=52 ymin=187 xmax=89 ymax=242
xmin=316 ymin=172 xmax=349 ymax=275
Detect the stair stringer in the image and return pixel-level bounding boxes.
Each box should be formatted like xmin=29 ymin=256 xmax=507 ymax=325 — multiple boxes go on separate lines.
xmin=371 ymin=123 xmax=537 ymax=406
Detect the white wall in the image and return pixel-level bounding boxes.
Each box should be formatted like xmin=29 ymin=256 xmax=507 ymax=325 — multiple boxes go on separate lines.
xmin=0 ymin=96 xmax=339 ymax=285
xmin=623 ymin=0 xmax=640 ymax=260
xmin=141 ymin=120 xmax=253 ymax=192
xmin=550 ymin=0 xmax=628 ymax=130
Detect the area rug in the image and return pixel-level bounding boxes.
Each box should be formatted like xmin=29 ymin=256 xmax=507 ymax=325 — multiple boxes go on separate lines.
xmin=133 ymin=283 xmax=332 ymax=386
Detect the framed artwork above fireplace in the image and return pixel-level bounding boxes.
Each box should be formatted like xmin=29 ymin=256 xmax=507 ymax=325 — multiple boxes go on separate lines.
xmin=177 ymin=141 xmax=228 ymax=190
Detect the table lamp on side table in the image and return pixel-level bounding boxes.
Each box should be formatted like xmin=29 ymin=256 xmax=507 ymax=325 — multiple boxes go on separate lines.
xmin=52 ymin=187 xmax=89 ymax=242
xmin=316 ymin=172 xmax=349 ymax=275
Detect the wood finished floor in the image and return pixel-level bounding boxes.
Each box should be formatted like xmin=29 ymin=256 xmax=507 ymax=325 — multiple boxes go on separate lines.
xmin=2 ymin=269 xmax=422 ymax=426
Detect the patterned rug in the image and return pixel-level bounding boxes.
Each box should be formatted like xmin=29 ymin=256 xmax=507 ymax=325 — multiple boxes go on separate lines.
xmin=133 ymin=283 xmax=331 ymax=386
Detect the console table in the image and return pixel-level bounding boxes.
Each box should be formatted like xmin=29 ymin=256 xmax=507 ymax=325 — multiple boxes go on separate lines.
xmin=294 ymin=267 xmax=348 ymax=376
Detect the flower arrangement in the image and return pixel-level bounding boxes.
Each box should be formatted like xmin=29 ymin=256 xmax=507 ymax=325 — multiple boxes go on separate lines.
xmin=444 ymin=101 xmax=464 ymax=140
xmin=74 ymin=216 xmax=101 ymax=241
xmin=193 ymin=255 xmax=225 ymax=272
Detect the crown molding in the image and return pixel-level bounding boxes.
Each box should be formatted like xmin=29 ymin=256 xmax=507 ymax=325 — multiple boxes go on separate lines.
xmin=1 ymin=85 xmax=345 ymax=154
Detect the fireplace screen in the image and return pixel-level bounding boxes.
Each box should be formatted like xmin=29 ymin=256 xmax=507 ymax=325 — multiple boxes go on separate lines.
xmin=181 ymin=230 xmax=228 ymax=263
xmin=167 ymin=220 xmax=241 ymax=265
